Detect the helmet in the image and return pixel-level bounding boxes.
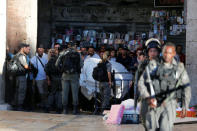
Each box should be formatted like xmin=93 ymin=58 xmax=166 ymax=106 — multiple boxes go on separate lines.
xmin=145 ymin=38 xmax=161 ymax=51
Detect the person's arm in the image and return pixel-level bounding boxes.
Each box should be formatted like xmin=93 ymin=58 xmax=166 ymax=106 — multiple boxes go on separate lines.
xmin=24 ymin=65 xmax=29 ymax=69
xmin=79 ymin=53 xmax=84 ymax=68
xmin=46 ymin=75 xmax=51 ymax=86
xmin=138 ymin=72 xmax=150 ymax=99
xmin=108 ymin=72 xmax=112 ymax=87
xmin=44 ymin=61 xmax=50 ymax=77
xmin=19 ymin=55 xmax=29 ymax=69
xmin=44 ymin=60 xmax=51 ymax=86
xmin=181 ymin=70 xmax=191 ymax=110
xmin=30 ymin=56 xmax=36 ymax=68
xmin=107 ymin=62 xmax=112 ymax=87
xmin=179 ymin=64 xmax=191 ymax=117
xmin=55 ymin=52 xmax=63 ymax=67
xmin=55 ymin=51 xmax=67 ymax=67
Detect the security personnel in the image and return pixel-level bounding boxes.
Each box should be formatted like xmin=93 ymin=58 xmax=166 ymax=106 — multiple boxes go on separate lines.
xmin=45 ymin=49 xmax=62 ymax=113
xmin=56 ymin=42 xmax=83 ymax=115
xmin=134 ymin=38 xmax=161 ymax=83
xmin=138 ymin=42 xmax=191 ymax=131
xmin=15 ymin=43 xmax=30 ymax=110
xmin=135 ymin=38 xmax=161 ymax=127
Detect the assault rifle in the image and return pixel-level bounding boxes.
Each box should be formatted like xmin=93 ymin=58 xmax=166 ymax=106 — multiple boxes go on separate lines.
xmin=134 ymin=59 xmax=149 ymax=110
xmin=145 ymin=65 xmax=157 ymax=107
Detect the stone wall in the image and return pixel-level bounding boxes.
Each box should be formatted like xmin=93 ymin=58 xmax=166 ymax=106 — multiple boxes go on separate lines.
xmin=186 ymin=0 xmax=197 ymax=106
xmin=7 ymin=0 xmax=37 ymax=55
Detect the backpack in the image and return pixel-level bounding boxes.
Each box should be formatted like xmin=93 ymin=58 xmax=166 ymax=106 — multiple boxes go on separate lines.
xmin=92 ymin=61 xmax=109 ymax=82
xmin=62 ymin=49 xmax=81 ymax=74
xmin=7 ymin=53 xmax=26 ymax=76
xmin=45 ymin=56 xmax=61 ymax=77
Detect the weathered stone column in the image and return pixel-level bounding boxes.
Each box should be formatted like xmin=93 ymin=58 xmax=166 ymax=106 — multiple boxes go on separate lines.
xmin=1 ymin=0 xmax=38 ymax=110
xmin=26 ymin=0 xmax=38 ymax=56
xmin=7 ymin=0 xmax=38 ymax=56
xmin=186 ymin=0 xmax=197 ymax=106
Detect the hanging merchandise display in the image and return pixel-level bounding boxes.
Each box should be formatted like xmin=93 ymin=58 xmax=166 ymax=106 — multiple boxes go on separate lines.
xmin=53 ymin=28 xmax=148 ymax=52
xmin=150 ymin=9 xmax=186 ymax=41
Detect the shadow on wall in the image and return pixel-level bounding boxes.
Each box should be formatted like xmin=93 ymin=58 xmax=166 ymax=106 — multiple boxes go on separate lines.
xmin=4 ymin=50 xmax=16 ymax=105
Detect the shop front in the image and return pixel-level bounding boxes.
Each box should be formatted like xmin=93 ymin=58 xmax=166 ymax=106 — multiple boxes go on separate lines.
xmin=43 ymin=0 xmax=186 ymax=54
xmin=4 ymin=0 xmax=197 ymax=109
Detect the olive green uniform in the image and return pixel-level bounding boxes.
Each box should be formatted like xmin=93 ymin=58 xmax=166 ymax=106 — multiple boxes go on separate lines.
xmin=138 ymin=59 xmax=191 ymax=131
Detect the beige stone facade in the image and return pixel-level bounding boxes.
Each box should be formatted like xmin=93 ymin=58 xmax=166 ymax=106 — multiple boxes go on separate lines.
xmin=7 ymin=0 xmax=37 ymax=55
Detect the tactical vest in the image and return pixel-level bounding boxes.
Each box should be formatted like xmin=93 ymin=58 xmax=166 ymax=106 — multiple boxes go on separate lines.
xmin=152 ymin=63 xmax=178 ymax=105
xmin=62 ymin=49 xmax=81 ymax=74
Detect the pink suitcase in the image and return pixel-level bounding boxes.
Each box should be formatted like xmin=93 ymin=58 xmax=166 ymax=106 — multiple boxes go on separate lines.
xmin=106 ymin=105 xmax=125 ymax=124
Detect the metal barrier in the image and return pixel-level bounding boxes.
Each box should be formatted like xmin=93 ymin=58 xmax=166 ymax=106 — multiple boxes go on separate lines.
xmin=112 ymin=71 xmax=133 ymax=103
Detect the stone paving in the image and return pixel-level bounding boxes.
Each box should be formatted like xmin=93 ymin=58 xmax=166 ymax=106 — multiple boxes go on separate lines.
xmin=0 ymin=111 xmax=197 ymax=131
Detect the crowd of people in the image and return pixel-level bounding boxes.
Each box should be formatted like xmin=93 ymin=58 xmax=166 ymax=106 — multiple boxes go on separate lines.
xmin=5 ymin=37 xmax=190 ymax=130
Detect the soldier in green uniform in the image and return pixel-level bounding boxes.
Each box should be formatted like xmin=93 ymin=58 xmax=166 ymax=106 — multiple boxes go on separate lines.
xmin=138 ymin=42 xmax=191 ymax=131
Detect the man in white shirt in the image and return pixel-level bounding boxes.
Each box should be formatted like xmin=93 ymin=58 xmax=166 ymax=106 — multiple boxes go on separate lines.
xmin=31 ymin=44 xmax=48 ymax=110
xmin=86 ymin=46 xmax=100 ymax=59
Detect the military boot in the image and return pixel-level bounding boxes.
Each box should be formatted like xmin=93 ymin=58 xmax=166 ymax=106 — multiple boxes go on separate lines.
xmin=73 ymin=105 xmax=79 ymax=115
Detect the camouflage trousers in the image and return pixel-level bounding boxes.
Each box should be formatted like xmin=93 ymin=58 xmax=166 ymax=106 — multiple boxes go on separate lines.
xmin=141 ymin=100 xmax=177 ymax=131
